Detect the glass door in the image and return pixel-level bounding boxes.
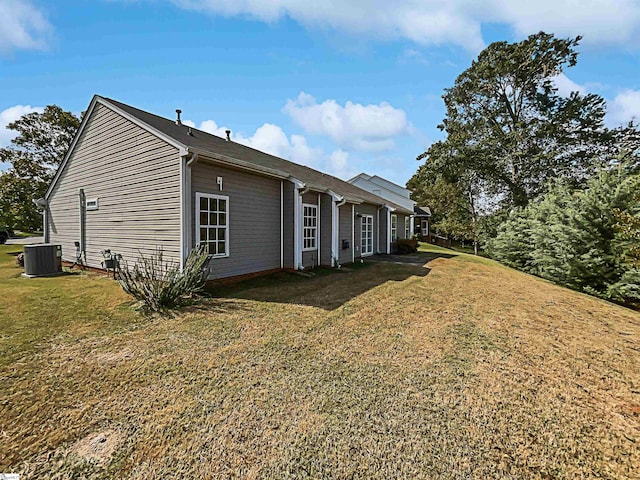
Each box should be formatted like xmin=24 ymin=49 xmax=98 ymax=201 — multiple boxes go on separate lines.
xmin=361 ymin=215 xmax=373 ymax=255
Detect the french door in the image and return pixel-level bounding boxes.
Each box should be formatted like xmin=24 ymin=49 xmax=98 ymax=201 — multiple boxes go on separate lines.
xmin=361 ymin=215 xmax=373 ymax=256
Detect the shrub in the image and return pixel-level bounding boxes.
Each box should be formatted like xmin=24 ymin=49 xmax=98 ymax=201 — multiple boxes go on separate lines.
xmin=117 ymin=245 xmax=211 ymax=312
xmin=394 ymin=238 xmax=419 ymax=254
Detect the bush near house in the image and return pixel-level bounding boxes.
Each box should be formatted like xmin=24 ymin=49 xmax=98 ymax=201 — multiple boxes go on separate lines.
xmin=117 ymin=245 xmax=210 ymax=312
xmin=393 ymin=238 xmax=419 ymax=254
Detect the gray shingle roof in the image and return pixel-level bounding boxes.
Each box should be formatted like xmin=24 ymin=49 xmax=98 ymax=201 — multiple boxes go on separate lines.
xmin=414 ymin=206 xmax=432 ymax=216
xmin=100 ymin=96 xmax=412 ymax=214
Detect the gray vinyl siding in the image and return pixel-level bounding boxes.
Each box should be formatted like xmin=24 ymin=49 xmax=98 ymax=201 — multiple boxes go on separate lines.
xmin=320 ymin=193 xmax=333 ymax=266
xmin=282 ymin=181 xmax=295 ymax=269
xmin=47 ymin=102 xmax=181 ymax=268
xmin=191 ymin=162 xmax=281 ymax=279
xmin=338 ymin=204 xmax=353 ymax=265
xmin=396 ymin=214 xmax=408 ymax=240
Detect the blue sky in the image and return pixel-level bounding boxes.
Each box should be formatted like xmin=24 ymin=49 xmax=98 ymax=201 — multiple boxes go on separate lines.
xmin=1 ymin=0 xmax=640 ymax=186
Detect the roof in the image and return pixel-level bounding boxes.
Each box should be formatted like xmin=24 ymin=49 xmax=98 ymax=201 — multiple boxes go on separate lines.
xmin=99 ymin=96 xmax=413 ymax=214
xmin=414 ymin=206 xmax=432 ymax=216
xmin=348 ymin=172 xmax=416 ymax=211
xmin=368 ymin=175 xmax=412 ymax=196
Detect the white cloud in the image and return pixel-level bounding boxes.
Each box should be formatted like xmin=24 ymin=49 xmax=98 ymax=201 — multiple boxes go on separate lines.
xmin=0 ymin=104 xmax=43 ymax=170
xmin=0 ymin=0 xmax=52 ymax=55
xmin=283 ymin=92 xmax=409 ymax=152
xmin=184 ymin=117 xmax=364 ymax=177
xmin=608 ymin=89 xmax=640 ymax=126
xmin=169 ymin=0 xmax=640 ymax=51
xmin=187 ymin=117 xmax=323 ymax=169
xmin=0 ymin=104 xmax=44 ymax=147
xmin=552 ymin=73 xmax=586 ymax=97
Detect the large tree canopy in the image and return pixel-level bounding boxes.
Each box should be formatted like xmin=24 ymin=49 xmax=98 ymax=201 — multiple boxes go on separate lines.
xmin=0 ymin=106 xmax=80 ymax=230
xmin=416 ymin=32 xmax=613 ymax=209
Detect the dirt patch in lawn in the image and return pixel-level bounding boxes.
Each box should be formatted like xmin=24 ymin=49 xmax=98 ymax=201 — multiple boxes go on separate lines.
xmin=70 ymin=429 xmax=122 ymax=464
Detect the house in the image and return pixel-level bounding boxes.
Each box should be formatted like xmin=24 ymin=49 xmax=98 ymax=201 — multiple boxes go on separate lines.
xmin=347 ymin=173 xmax=431 ymax=241
xmin=43 ymin=95 xmax=413 ymax=281
xmin=413 ymin=206 xmax=431 ymax=240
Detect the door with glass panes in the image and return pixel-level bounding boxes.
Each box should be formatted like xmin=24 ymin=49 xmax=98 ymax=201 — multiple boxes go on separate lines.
xmin=361 ymin=215 xmax=373 ymax=256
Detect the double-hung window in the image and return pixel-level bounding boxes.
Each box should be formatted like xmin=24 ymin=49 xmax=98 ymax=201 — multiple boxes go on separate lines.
xmin=391 ymin=214 xmax=398 ymax=240
xmin=196 ymin=192 xmax=229 ymax=257
xmin=303 ymin=204 xmax=317 ymax=251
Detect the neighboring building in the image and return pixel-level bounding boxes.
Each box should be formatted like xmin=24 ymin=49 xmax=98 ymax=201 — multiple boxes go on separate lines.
xmin=43 ymin=95 xmax=413 ymax=281
xmin=347 ymin=173 xmax=431 ymax=241
xmin=413 ymin=206 xmax=431 ymax=240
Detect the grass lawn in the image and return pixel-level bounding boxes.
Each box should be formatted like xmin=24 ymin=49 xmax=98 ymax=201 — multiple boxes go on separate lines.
xmin=1 ymin=244 xmax=639 ymax=478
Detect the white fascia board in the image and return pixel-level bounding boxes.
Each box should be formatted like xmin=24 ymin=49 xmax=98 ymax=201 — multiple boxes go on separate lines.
xmin=346 ymin=172 xmax=372 ymax=183
xmin=326 ymin=189 xmax=343 ymax=202
xmin=288 ymin=176 xmax=306 ymax=190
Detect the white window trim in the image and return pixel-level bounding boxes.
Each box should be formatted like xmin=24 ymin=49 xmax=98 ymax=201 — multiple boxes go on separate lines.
xmin=302 ymin=203 xmax=318 ymax=252
xmin=405 ymin=217 xmax=410 ymax=239
xmin=361 ymin=214 xmax=374 ymax=256
xmin=391 ymin=214 xmax=397 ymax=241
xmin=196 ymin=192 xmax=230 ymax=258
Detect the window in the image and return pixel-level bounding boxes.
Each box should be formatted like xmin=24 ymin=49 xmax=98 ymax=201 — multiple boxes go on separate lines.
xmin=303 ymin=204 xmax=317 ymax=251
xmin=196 ymin=192 xmax=229 ymax=257
xmin=391 ymin=214 xmax=397 ymax=240
xmin=361 ymin=215 xmax=373 ymax=255
xmin=405 ymin=217 xmax=410 ymax=239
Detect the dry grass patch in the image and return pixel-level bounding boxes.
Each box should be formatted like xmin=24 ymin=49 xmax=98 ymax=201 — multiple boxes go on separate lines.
xmin=1 ymin=245 xmax=639 ymax=478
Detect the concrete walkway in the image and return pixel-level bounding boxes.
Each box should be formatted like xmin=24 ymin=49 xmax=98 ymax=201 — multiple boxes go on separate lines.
xmin=5 ymin=236 xmax=44 ymax=245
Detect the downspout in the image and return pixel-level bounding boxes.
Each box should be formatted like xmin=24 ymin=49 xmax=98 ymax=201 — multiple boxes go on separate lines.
xmin=43 ymin=207 xmax=49 ymax=243
xmin=351 ymin=204 xmax=355 ymax=263
xmin=376 ymin=205 xmax=384 ymax=254
xmin=332 ymin=195 xmax=346 ymax=266
xmin=386 ymin=206 xmax=395 ymax=254
xmin=280 ymin=180 xmax=283 ymax=270
xmin=290 ymin=178 xmax=307 ymax=270
xmin=317 ymin=192 xmax=321 ymax=267
xmin=78 ymin=188 xmax=86 ymax=264
xmin=182 ymin=152 xmax=198 ymax=269
xmin=34 ymin=197 xmax=49 ymax=243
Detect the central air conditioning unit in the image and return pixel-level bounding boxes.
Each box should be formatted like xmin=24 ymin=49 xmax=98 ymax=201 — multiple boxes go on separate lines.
xmin=23 ymin=244 xmax=63 ymax=277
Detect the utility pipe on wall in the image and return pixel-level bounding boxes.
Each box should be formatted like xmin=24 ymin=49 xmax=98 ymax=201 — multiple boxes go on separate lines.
xmin=78 ymin=188 xmax=86 ymax=264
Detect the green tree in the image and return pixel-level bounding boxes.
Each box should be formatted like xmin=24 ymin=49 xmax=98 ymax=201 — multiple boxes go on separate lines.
xmin=417 ymin=32 xmax=612 ymax=209
xmin=0 ymin=106 xmax=80 ymax=230
xmin=488 ymin=165 xmax=640 ymax=308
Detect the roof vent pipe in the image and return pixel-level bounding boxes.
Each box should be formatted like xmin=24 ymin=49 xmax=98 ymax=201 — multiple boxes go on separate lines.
xmin=225 ymin=129 xmax=231 ymax=141
xmin=175 ymin=109 xmax=182 ymax=125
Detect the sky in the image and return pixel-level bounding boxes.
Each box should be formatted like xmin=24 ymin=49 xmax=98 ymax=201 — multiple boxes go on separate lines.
xmin=1 ymin=0 xmax=640 ymax=186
